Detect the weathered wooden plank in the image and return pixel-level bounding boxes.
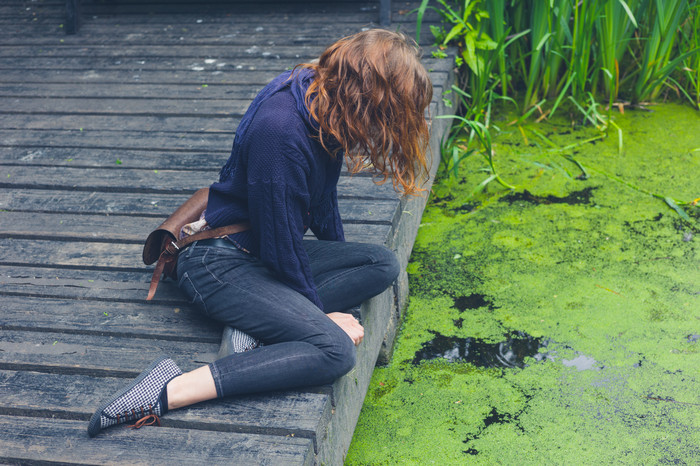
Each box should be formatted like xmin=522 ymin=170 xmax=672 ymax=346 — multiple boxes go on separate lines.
xmin=0 ymin=294 xmax=217 ymax=337
xmin=0 ymin=147 xmax=229 ymax=169
xmin=0 ymin=60 xmax=444 ymax=91
xmin=0 ymin=14 xmax=419 ymax=28
xmin=0 ymin=66 xmax=446 ymax=90
xmin=0 ymin=2 xmax=409 ymax=15
xmin=60 ymin=1 xmax=385 ymax=16
xmin=0 ymin=114 xmax=236 ymax=133
xmin=0 ymin=82 xmax=262 ymax=99
xmin=0 ymin=209 xmax=396 ymax=240
xmin=0 ymin=44 xmax=326 ymax=60
xmin=0 ymin=69 xmax=283 ymax=85
xmin=0 ymin=238 xmax=143 ymax=269
xmin=0 ymin=187 xmax=396 ymax=217
xmin=0 ymin=56 xmax=309 ymax=74
xmin=0 ymin=24 xmax=401 ymax=46
xmin=0 ymin=95 xmax=443 ymax=136
xmin=0 ymin=96 xmax=249 ymax=117
xmin=0 ymin=129 xmax=232 ymax=152
xmin=0 ymin=415 xmax=313 ymax=466
xmin=0 ymin=165 xmax=400 ymax=199
xmin=0 ymin=189 xmax=196 ymax=214
xmin=0 ymin=328 xmax=221 ymax=375
xmin=0 ymin=0 xmax=439 ymax=26
xmin=0 ymin=226 xmax=392 ymax=270
xmin=0 ymin=30 xmax=433 ymax=50
xmin=0 ymin=203 xmax=397 ymax=240
xmin=0 ymin=267 xmax=182 ymax=303
xmin=0 ymin=370 xmax=331 ymax=443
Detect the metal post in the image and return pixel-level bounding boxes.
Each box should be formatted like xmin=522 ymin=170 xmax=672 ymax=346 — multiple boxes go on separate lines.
xmin=65 ymin=0 xmax=80 ymax=34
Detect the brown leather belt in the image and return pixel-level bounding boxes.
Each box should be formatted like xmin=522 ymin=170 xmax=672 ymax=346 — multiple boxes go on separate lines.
xmin=195 ymin=238 xmax=240 ymax=249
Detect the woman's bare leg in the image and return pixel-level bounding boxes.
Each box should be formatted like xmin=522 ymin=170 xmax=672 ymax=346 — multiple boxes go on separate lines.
xmin=166 ymin=365 xmax=218 ymax=410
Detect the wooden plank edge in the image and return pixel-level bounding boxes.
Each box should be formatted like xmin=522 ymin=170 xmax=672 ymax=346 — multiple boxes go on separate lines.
xmin=0 ymin=414 xmax=314 ymax=466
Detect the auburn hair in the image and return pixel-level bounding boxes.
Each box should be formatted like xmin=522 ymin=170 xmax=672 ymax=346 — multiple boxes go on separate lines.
xmin=298 ymin=29 xmax=433 ymax=195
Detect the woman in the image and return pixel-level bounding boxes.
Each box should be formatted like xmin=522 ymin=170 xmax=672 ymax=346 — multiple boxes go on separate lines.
xmin=88 ymin=29 xmax=432 ymax=437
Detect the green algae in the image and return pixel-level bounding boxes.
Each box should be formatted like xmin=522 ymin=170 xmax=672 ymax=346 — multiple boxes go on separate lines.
xmin=346 ymin=103 xmax=699 ymax=465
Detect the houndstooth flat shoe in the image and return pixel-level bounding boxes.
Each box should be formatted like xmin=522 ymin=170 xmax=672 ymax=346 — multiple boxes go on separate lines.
xmin=87 ymin=355 xmax=182 ymax=437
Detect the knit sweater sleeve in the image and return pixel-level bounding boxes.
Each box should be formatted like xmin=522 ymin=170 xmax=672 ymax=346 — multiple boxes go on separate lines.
xmin=246 ymin=135 xmax=324 ymax=310
xmin=310 ymin=188 xmax=345 ymax=242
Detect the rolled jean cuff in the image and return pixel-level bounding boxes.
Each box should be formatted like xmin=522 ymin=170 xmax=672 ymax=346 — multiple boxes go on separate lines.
xmin=208 ymin=361 xmax=224 ymax=398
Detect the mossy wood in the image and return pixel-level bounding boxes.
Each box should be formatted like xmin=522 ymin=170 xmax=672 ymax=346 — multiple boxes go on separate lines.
xmin=0 ymin=1 xmax=452 ymax=464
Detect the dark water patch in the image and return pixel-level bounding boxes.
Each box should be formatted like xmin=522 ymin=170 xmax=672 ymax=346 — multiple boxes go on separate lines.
xmin=453 ymin=293 xmax=490 ymax=311
xmin=462 ymin=406 xmax=528 ymax=456
xmin=412 ymin=331 xmax=548 ymax=368
xmin=431 ymin=193 xmax=454 ymax=204
xmin=452 ymin=202 xmax=479 ymax=213
xmin=688 ymin=334 xmax=699 ymax=343
xmin=453 ymin=318 xmax=464 ymax=328
xmin=501 ymin=187 xmax=597 ymax=206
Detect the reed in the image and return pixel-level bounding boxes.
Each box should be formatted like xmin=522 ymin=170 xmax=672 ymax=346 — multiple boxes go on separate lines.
xmin=677 ymin=0 xmax=700 ymax=108
xmin=631 ymin=0 xmax=691 ymax=102
xmin=418 ymin=0 xmax=699 ymax=217
xmin=595 ymin=0 xmax=638 ymax=102
xmin=420 ymin=0 xmax=699 ymax=111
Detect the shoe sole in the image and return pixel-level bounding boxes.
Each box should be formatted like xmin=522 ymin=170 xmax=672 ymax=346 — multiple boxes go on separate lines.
xmin=87 ymin=354 xmax=170 ymax=437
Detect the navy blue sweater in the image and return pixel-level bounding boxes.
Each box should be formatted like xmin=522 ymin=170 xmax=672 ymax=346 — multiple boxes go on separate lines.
xmin=206 ymin=86 xmax=344 ymax=310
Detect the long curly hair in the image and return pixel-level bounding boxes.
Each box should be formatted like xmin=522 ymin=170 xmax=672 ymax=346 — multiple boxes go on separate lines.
xmin=299 ymin=29 xmax=433 ymax=195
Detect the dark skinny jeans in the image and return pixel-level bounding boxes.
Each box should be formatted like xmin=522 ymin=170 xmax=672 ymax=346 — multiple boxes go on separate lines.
xmin=176 ymin=239 xmax=400 ymax=398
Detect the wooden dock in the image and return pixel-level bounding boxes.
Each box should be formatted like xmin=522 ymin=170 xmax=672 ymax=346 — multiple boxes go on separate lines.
xmin=0 ymin=1 xmax=453 ymax=464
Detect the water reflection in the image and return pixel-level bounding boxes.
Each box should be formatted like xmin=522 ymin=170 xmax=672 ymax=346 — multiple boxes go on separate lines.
xmin=412 ymin=331 xmax=549 ymax=368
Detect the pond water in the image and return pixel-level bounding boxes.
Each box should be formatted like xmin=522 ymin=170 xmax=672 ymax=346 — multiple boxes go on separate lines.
xmin=346 ymin=103 xmax=699 ymax=464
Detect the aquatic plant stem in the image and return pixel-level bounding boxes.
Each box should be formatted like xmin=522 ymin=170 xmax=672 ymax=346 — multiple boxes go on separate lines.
xmin=445 ymin=115 xmax=516 ymax=190
xmin=586 ymin=165 xmax=696 ymax=223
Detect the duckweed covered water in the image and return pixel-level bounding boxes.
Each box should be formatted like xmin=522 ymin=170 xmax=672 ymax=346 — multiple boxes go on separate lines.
xmin=346 ymin=103 xmax=699 ymax=464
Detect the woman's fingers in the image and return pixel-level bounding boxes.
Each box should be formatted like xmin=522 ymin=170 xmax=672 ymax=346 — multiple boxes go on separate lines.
xmin=327 ymin=312 xmax=364 ymax=346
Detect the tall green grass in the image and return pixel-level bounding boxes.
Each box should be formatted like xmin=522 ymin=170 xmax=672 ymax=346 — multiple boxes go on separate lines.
xmin=631 ymin=0 xmax=691 ymax=102
xmin=420 ymin=0 xmax=700 ymax=115
xmin=677 ymin=0 xmax=700 ymax=108
xmin=417 ymin=0 xmax=699 ymax=220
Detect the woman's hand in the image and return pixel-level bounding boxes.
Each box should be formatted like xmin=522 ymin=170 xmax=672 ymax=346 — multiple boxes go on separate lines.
xmin=327 ymin=312 xmax=364 ymax=346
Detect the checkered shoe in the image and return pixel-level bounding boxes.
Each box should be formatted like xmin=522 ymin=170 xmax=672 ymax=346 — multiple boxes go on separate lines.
xmin=216 ymin=325 xmax=262 ymax=359
xmin=87 ymin=355 xmax=182 ymax=437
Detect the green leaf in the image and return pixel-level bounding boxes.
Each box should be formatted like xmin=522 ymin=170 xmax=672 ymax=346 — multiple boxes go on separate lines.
xmin=429 ymin=24 xmax=444 ymax=41
xmin=444 ymin=23 xmax=465 ymax=44
xmin=463 ymin=34 xmax=478 ymax=73
xmin=664 ymin=197 xmax=692 ymax=222
xmin=415 ymin=0 xmax=431 ymax=42
xmin=617 ymin=0 xmax=638 ymax=28
xmin=535 ymin=32 xmax=553 ymax=52
xmin=474 ymin=37 xmax=498 ymax=50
